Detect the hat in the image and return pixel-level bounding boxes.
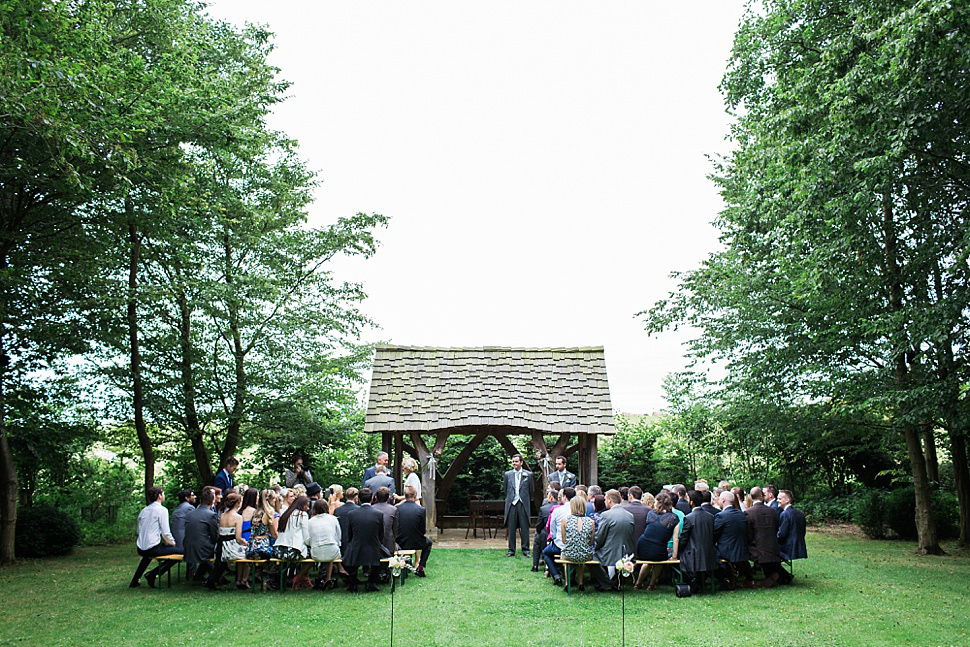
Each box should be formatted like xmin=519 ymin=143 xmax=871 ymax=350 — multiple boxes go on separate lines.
xmin=306 ymin=482 xmax=322 ymax=497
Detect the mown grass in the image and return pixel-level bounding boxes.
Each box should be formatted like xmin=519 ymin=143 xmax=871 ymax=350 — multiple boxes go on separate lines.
xmin=0 ymin=532 xmax=967 ymax=647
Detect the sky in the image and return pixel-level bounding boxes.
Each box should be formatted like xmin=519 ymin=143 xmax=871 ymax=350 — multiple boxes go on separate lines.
xmin=206 ymin=1 xmax=747 ymax=414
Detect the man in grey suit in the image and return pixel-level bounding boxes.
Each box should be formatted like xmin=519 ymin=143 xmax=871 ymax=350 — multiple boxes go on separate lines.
xmin=372 ymin=486 xmax=399 ymax=558
xmin=362 ymin=451 xmax=389 ymax=489
xmin=679 ymin=490 xmax=717 ymax=593
xmin=363 ymin=464 xmax=396 ymax=496
xmin=183 ymin=486 xmax=219 ymax=585
xmin=503 ymin=453 xmax=533 ymax=558
xmin=170 ymin=488 xmax=196 ymax=550
xmin=591 ymin=489 xmax=635 ymax=592
xmin=547 ymin=455 xmax=577 ymax=489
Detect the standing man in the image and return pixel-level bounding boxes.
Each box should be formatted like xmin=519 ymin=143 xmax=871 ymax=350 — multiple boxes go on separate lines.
xmin=285 ymin=454 xmax=314 ymax=488
xmin=396 ymin=485 xmax=432 ymax=577
xmin=170 ymin=488 xmax=196 ymax=550
xmin=765 ymin=485 xmax=780 ymax=510
xmin=363 ymin=464 xmax=396 ymax=496
xmin=213 ymin=457 xmax=238 ymax=493
xmin=129 ymin=487 xmax=180 ymax=588
xmin=362 ymin=451 xmax=390 ymax=488
xmin=548 ymin=455 xmax=577 ymax=489
xmin=503 ymin=453 xmax=533 ymax=558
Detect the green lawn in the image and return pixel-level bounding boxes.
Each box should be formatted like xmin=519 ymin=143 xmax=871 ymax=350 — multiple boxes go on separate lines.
xmin=0 ymin=532 xmax=968 ymax=647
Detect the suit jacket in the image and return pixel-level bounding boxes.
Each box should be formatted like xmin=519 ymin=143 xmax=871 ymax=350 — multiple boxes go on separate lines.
xmin=171 ymin=501 xmax=194 ymax=549
xmin=548 ymin=470 xmax=577 ymax=489
xmin=396 ymin=501 xmax=428 ymax=549
xmin=503 ymin=469 xmax=534 ymax=522
xmin=621 ymin=500 xmax=650 ymax=541
xmin=183 ymin=505 xmax=218 ymax=568
xmin=745 ymin=502 xmax=781 ymax=563
xmin=363 ymin=473 xmax=396 ymax=496
xmin=777 ymin=505 xmax=808 ymax=561
xmin=362 ymin=464 xmax=379 ymax=489
xmin=699 ymin=503 xmax=718 ymax=517
xmin=213 ymin=469 xmax=233 ymax=493
xmin=372 ymin=501 xmax=399 ymax=554
xmin=769 ymin=499 xmax=779 ymax=510
xmin=675 ymin=498 xmax=692 ymax=516
xmin=344 ymin=504 xmax=390 ymax=568
xmin=679 ymin=508 xmax=717 ymax=573
xmin=594 ymin=505 xmax=635 ymax=566
xmin=713 ymin=505 xmax=750 ymax=563
xmin=333 ymin=501 xmax=359 ymax=553
xmin=536 ymin=500 xmax=555 ymax=535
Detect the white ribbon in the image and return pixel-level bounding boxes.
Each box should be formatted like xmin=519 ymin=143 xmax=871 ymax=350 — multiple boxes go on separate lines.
xmin=426 ymin=454 xmax=438 ymax=481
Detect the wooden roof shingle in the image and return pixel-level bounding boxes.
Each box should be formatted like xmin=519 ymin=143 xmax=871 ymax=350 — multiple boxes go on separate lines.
xmin=364 ymin=346 xmax=615 ymax=434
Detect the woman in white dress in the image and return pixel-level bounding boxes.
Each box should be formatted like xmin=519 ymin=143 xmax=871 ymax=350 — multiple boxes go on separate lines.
xmin=308 ymin=499 xmax=342 ymax=589
xmin=273 ymin=495 xmax=312 ymax=590
xmin=396 ymin=457 xmax=422 ymax=506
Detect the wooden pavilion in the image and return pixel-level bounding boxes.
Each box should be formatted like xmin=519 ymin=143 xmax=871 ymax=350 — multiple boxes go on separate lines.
xmin=364 ymin=346 xmax=615 ymax=533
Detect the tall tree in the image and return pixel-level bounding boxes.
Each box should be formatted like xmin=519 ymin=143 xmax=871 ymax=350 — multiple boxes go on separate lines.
xmin=644 ymin=0 xmax=969 ymax=553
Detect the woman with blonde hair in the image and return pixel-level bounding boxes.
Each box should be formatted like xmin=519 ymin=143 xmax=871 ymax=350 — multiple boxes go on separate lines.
xmin=247 ymin=489 xmax=279 ymax=590
xmin=218 ymin=492 xmax=250 ymax=589
xmin=560 ymin=495 xmax=595 ymax=590
xmin=394 ymin=457 xmax=422 ymax=505
xmin=328 ymin=484 xmax=344 ymax=514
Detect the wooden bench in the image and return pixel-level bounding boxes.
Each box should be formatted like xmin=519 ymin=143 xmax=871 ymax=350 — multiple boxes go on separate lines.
xmin=633 ymin=558 xmax=683 ymax=590
xmin=554 ymin=559 xmax=600 ymax=594
xmin=230 ymin=558 xmax=268 ymax=593
xmin=381 ymin=549 xmax=420 ymax=590
xmin=268 ymin=557 xmax=342 ymax=593
xmin=152 ymin=554 xmax=184 ymax=588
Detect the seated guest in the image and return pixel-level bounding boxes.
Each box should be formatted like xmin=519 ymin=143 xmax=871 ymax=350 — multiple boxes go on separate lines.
xmin=129 ymin=486 xmax=180 ymax=588
xmin=746 ymin=486 xmax=782 ymax=588
xmin=344 ymin=487 xmax=390 ymax=592
xmin=170 ymin=488 xmax=195 ymax=550
xmin=372 ymin=486 xmax=399 ymax=560
xmin=589 ymin=494 xmax=606 ymax=525
xmin=328 ymin=484 xmax=345 ymax=513
xmin=700 ymin=490 xmax=718 ymax=516
xmin=586 ymin=485 xmax=602 ymax=515
xmin=279 ymin=488 xmax=295 ymax=515
xmin=621 ymin=486 xmax=650 ymax=540
xmin=274 ymin=495 xmax=313 ymax=590
xmin=777 ymin=489 xmax=807 ymax=584
xmin=396 ymin=485 xmax=432 ymax=577
xmin=560 ymin=495 xmax=595 ymax=590
xmin=714 ymin=489 xmax=754 ymax=589
xmin=334 ymin=487 xmax=359 ymax=556
xmin=542 ymin=487 xmax=575 ymax=587
xmin=634 ymin=492 xmax=680 ymax=590
xmin=532 ymin=486 xmax=558 ymax=572
xmin=363 ymin=464 xmax=395 ymax=496
xmin=591 ymin=490 xmax=635 ymax=592
xmin=730 ymin=487 xmax=744 ymax=510
xmin=218 ymin=492 xmax=249 ymax=589
xmin=246 ymin=489 xmax=278 ymax=590
xmin=185 ymin=486 xmax=220 ymax=586
xmin=213 ymin=457 xmax=238 ymax=493
xmin=679 ymin=490 xmax=717 ymax=593
xmin=285 ymin=454 xmax=314 ymax=488
xmin=308 ymin=499 xmax=342 ymax=589
xmin=672 ymin=485 xmax=692 ymax=515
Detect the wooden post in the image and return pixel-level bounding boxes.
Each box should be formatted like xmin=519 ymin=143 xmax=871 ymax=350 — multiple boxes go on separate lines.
xmin=411 ymin=433 xmax=436 ymax=537
xmin=529 ymin=431 xmax=549 ymax=505
xmin=588 ymin=433 xmax=599 ymax=486
xmin=578 ymin=433 xmax=589 ymax=485
xmin=393 ymin=432 xmax=404 ymax=492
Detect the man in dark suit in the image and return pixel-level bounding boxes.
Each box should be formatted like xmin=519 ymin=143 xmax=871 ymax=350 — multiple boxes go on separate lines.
xmin=777 ymin=489 xmax=807 ymax=584
xmin=699 ymin=490 xmax=719 ymax=516
xmin=334 ymin=487 xmax=359 ymax=557
xmin=746 ymin=486 xmax=782 ymax=588
xmin=183 ymin=486 xmax=219 ymax=585
xmin=396 ymin=485 xmax=431 ymax=576
xmin=547 ymin=455 xmax=577 ymax=489
xmin=372 ymin=487 xmax=399 ymax=558
xmin=363 ymin=464 xmax=396 ymax=496
xmin=672 ymin=484 xmax=692 ymax=515
xmin=361 ymin=451 xmax=389 ymax=489
xmin=679 ymin=490 xmax=717 ymax=593
xmin=343 ymin=488 xmax=390 ymax=592
xmin=765 ymin=485 xmax=780 ymax=510
xmin=213 ymin=457 xmax=237 ymax=493
xmin=592 ymin=489 xmax=635 ymax=592
xmin=503 ymin=453 xmax=533 ymax=557
xmin=620 ymin=486 xmax=650 ymax=540
xmin=531 ymin=485 xmax=558 ymax=572
xmin=713 ymin=489 xmax=754 ymax=589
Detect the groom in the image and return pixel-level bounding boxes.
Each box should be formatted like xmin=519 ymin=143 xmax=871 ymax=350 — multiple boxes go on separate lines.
xmin=503 ymin=454 xmax=533 ymax=558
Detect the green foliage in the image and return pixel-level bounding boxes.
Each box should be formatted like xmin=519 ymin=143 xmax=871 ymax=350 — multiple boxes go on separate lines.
xmin=14 ymin=505 xmax=81 ymax=558
xmin=799 ymin=497 xmax=855 ymax=526
xmin=853 ymin=488 xmax=960 ymax=540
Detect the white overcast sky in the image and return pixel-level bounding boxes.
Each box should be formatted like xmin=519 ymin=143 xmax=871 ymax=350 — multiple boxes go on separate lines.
xmin=207 ymin=1 xmax=745 ymax=414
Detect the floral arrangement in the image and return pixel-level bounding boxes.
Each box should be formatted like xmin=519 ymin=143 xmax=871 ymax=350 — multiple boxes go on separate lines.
xmin=615 ymin=554 xmax=635 ymax=578
xmin=387 ymin=554 xmax=416 ymax=576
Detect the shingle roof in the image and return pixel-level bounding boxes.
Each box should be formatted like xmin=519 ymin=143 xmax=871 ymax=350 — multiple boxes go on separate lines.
xmin=364 ymin=346 xmax=615 ymax=434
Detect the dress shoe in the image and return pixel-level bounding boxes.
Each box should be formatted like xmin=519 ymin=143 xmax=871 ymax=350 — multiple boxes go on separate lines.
xmin=522 ymin=550 xmax=530 ymax=558
xmin=128 ymin=581 xmax=141 ymax=588
xmin=530 ymin=566 xmax=539 ymax=572
xmin=415 ymin=568 xmax=426 ymax=578
xmin=506 ymin=551 xmax=515 ymax=557
xmin=145 ymin=572 xmax=157 ymax=589
xmin=553 ymin=577 xmax=563 ymax=587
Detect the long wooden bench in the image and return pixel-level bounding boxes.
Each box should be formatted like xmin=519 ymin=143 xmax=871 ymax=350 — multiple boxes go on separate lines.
xmin=152 ymin=554 xmax=185 ymax=588
xmin=554 ymin=559 xmax=600 ymax=594
xmin=269 ymin=557 xmax=341 ymax=593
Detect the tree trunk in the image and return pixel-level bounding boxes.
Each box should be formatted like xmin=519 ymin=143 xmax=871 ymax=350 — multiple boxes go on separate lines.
xmin=177 ymin=287 xmax=212 ymax=485
xmin=948 ymin=429 xmax=970 ymax=547
xmin=884 ymin=194 xmax=940 ymax=554
xmin=220 ymin=232 xmax=245 ymax=466
xmin=0 ymin=347 xmax=16 ymax=565
xmin=922 ymin=422 xmax=939 ymax=485
xmin=127 ymin=199 xmax=154 ymax=496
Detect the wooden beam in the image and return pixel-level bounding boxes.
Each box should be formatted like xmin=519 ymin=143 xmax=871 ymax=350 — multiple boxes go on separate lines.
xmin=562 ymin=443 xmax=580 ymax=459
xmin=410 ymin=433 xmax=438 ymax=537
xmin=529 ymin=432 xmax=551 ymax=502
xmin=495 ymin=434 xmax=519 ymax=457
xmin=432 ymin=430 xmax=449 ymax=455
xmin=588 ymin=433 xmax=599 ymax=486
xmin=438 ymin=433 xmax=489 ymax=500
xmin=548 ymin=433 xmax=572 ymax=458
xmin=393 ymin=432 xmax=404 ymax=491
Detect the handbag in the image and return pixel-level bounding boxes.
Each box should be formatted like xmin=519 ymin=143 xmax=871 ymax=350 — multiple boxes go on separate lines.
xmin=674 ymin=582 xmax=692 ymax=598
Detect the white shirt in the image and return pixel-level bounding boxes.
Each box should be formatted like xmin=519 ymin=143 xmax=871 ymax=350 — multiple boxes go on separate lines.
xmin=549 ymin=504 xmax=571 ymax=549
xmin=512 ymin=469 xmax=522 ymax=505
xmin=136 ymin=501 xmax=174 ymax=550
xmin=405 ymin=472 xmax=422 ymax=501
xmin=276 ymin=510 xmax=310 ymax=557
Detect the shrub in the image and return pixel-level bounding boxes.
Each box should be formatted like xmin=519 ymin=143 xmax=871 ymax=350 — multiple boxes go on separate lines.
xmin=853 ymin=488 xmax=960 ymax=540
xmin=15 ymin=504 xmax=82 ymax=558
xmin=853 ymin=490 xmax=888 ymax=539
xmin=800 ymin=496 xmax=855 ymax=525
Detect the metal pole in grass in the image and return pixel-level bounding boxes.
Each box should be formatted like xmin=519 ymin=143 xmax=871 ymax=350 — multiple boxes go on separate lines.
xmin=621 ymin=577 xmax=625 ymax=647
xmin=390 ymin=573 xmax=395 ymax=647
